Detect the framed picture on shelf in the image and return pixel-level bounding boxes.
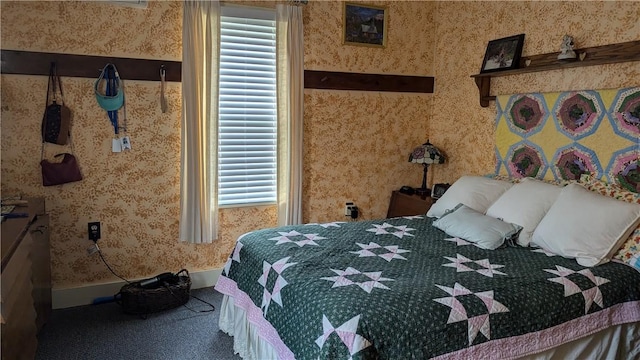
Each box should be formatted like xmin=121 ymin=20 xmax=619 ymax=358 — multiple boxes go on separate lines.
xmin=343 ymin=2 xmax=387 ymax=48
xmin=480 ymin=34 xmax=525 ymax=73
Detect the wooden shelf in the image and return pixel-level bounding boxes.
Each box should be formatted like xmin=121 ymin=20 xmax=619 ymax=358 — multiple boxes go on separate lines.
xmin=470 ymin=40 xmax=640 ymax=107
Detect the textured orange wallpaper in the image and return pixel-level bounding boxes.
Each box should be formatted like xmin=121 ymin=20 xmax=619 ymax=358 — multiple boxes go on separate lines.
xmin=430 ymin=1 xmax=640 ymax=185
xmin=2 ymin=0 xmax=638 ymax=289
xmin=302 ymin=0 xmax=436 ymax=223
xmin=0 ymin=1 xmax=277 ymax=288
xmin=0 ymin=1 xmax=434 ymax=288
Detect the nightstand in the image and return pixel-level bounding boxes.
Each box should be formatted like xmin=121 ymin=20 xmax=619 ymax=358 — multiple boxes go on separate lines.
xmin=386 ymin=191 xmax=434 ymax=218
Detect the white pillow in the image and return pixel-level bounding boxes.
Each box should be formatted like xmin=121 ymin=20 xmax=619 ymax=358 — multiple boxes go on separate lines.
xmin=433 ymin=204 xmax=522 ymax=250
xmin=486 ymin=178 xmax=563 ymax=247
xmin=426 ymin=176 xmax=513 ymax=218
xmin=531 ymin=183 xmax=640 ymax=267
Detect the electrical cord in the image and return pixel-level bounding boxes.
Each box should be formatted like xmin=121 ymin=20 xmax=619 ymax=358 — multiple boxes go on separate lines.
xmin=164 ymin=282 xmax=215 ymax=314
xmin=96 ymin=244 xmax=131 ymax=284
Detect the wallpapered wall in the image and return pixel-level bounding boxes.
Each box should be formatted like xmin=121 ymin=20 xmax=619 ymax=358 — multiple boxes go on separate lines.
xmin=0 ymin=1 xmax=432 ymax=289
xmin=1 ymin=1 xmax=638 ymax=289
xmin=429 ymin=1 xmax=640 ymax=184
xmin=302 ymin=1 xmax=434 ymax=222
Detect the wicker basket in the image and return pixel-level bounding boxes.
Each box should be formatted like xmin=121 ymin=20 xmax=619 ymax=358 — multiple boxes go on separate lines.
xmin=117 ymin=269 xmax=191 ymax=317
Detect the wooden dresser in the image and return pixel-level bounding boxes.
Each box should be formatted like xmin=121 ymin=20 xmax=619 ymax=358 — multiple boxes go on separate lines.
xmin=1 ymin=198 xmax=51 ymax=360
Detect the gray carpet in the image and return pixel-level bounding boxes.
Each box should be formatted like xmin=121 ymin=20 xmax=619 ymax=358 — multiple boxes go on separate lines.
xmin=36 ymin=287 xmax=241 ymax=360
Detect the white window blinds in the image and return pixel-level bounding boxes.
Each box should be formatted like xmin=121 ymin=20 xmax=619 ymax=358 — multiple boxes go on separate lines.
xmin=218 ymin=6 xmax=277 ymax=207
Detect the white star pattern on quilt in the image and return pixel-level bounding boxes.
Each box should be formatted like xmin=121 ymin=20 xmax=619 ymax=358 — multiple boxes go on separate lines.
xmin=442 ymin=254 xmax=506 ymax=278
xmin=402 ymin=215 xmax=424 ymax=220
xmin=351 ymin=242 xmax=410 ymax=262
xmin=366 ymin=223 xmax=415 ymax=238
xmin=258 ymin=257 xmax=297 ymax=316
xmin=544 ymin=265 xmax=610 ymax=314
xmin=531 ymin=248 xmax=557 ymax=257
xmin=444 ymin=237 xmax=473 ymax=246
xmin=305 ymin=221 xmax=346 ymax=228
xmin=315 ymin=314 xmax=371 ymax=359
xmin=223 ymin=241 xmax=244 ymax=275
xmin=433 ymin=283 xmax=509 ymax=345
xmin=267 ymin=230 xmax=328 ymax=247
xmin=321 ymin=267 xmax=394 ymax=293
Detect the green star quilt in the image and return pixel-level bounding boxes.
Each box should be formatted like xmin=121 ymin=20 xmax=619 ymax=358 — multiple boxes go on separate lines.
xmin=215 ymin=216 xmax=640 ymax=359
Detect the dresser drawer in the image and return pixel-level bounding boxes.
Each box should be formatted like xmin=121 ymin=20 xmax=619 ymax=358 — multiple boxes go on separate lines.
xmin=1 ymin=199 xmax=46 ymax=360
xmin=386 ymin=191 xmax=434 ymax=218
xmin=1 ymin=234 xmax=33 ymax=307
xmin=1 ymin=233 xmax=38 ymax=360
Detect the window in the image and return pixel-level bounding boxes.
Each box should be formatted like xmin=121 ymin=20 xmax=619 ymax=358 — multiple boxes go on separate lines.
xmin=218 ymin=6 xmax=277 ymax=207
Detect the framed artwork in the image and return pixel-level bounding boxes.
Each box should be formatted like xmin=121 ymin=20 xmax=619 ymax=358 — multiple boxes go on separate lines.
xmin=480 ymin=34 xmax=525 ymax=73
xmin=343 ymin=3 xmax=387 ymax=48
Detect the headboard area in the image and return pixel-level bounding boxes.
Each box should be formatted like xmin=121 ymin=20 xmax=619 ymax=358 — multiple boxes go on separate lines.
xmin=495 ymin=87 xmax=640 ymax=193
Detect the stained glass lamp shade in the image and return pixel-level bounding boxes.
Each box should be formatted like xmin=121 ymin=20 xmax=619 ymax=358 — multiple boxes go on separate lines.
xmin=408 ymin=141 xmax=445 ymax=196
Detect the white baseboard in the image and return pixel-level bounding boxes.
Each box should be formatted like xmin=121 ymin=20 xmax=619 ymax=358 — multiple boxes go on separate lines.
xmin=52 ymin=268 xmax=223 ymax=309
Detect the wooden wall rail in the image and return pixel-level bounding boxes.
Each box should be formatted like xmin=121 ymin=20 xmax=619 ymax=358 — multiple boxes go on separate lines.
xmin=1 ymin=50 xmax=435 ymax=93
xmin=304 ymin=70 xmax=434 ymax=93
xmin=1 ymin=50 xmax=182 ymax=82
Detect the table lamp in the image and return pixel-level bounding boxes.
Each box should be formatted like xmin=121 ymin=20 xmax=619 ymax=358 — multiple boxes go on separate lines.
xmin=408 ymin=140 xmax=445 ymax=197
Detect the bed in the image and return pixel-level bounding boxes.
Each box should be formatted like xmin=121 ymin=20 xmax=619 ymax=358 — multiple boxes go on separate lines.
xmin=215 ymin=176 xmax=640 ymax=359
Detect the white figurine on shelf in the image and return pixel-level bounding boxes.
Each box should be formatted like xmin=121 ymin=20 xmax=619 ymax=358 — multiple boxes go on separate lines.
xmin=557 ymin=35 xmax=577 ymax=60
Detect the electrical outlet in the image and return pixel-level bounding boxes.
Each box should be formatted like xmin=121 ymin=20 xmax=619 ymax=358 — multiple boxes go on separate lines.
xmin=345 ymin=202 xmax=354 ymax=216
xmin=345 ymin=202 xmax=359 ymax=217
xmin=88 ymin=222 xmax=101 ymax=242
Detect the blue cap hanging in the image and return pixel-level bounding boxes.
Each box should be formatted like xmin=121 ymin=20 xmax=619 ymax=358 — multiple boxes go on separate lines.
xmin=95 ymin=63 xmax=123 ymax=135
xmin=95 ymin=64 xmax=124 ymax=111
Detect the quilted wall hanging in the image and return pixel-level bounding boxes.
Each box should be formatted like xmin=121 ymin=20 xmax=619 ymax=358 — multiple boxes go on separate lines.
xmin=495 ymin=87 xmax=640 ymax=193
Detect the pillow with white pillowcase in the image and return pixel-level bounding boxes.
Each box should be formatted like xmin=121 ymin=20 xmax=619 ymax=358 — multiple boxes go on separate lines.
xmin=426 ymin=176 xmax=513 ymax=218
xmin=486 ymin=177 xmax=563 ymax=247
xmin=531 ymin=183 xmax=640 ymax=267
xmin=433 ymin=203 xmax=522 ymax=250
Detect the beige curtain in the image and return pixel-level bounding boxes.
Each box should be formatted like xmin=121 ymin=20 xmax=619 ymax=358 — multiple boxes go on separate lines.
xmin=180 ymin=0 xmax=220 ymax=243
xmin=276 ymin=4 xmax=304 ymax=226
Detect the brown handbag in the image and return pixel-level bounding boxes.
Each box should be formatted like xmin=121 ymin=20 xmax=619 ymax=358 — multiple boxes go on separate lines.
xmin=40 ymin=153 xmax=83 ymax=186
xmin=42 ymin=62 xmax=71 ymax=145
xmin=40 ymin=62 xmax=82 ymax=186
